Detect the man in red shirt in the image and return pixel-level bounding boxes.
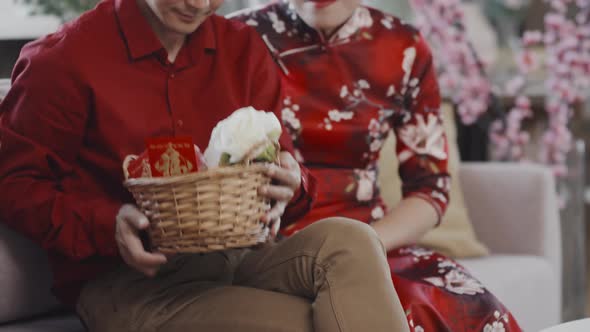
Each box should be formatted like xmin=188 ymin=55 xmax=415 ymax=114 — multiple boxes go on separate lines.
xmin=0 ymin=0 xmax=408 ymax=331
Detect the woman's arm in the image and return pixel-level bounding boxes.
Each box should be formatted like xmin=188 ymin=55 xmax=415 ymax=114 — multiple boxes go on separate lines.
xmin=373 ymin=32 xmax=451 ymax=251
xmin=372 ymin=197 xmax=438 ymax=251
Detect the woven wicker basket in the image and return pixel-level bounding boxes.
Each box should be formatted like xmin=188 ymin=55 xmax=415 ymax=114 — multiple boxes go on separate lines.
xmin=123 ymin=156 xmax=271 ymax=254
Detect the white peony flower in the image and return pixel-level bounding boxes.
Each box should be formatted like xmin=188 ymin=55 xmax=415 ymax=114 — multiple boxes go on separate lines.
xmin=204 ymin=107 xmax=282 ymax=167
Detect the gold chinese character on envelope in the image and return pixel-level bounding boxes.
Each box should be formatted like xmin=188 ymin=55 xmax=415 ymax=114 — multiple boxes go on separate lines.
xmin=146 ymin=137 xmax=198 ymax=177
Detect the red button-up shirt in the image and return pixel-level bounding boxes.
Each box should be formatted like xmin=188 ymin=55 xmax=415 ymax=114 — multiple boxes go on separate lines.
xmin=0 ymin=0 xmax=314 ymax=306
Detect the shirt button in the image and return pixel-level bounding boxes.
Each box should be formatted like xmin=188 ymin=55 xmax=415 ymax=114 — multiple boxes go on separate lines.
xmin=177 ymin=119 xmax=184 ymax=127
xmin=169 ymin=73 xmax=175 ymax=79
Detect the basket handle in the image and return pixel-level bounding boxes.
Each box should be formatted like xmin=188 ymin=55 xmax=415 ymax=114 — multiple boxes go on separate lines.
xmin=122 ymin=154 xmax=139 ymax=180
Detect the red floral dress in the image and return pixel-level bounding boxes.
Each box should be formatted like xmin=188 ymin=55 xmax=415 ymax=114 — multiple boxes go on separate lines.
xmin=232 ymin=2 xmax=522 ymax=331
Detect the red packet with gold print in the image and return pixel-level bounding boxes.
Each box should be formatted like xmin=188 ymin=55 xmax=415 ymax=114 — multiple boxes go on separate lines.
xmin=146 ymin=137 xmax=199 ymax=177
xmin=126 ymin=151 xmax=152 ymax=179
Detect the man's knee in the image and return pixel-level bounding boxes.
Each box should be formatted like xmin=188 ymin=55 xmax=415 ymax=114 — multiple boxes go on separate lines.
xmin=300 ymin=217 xmax=384 ymax=255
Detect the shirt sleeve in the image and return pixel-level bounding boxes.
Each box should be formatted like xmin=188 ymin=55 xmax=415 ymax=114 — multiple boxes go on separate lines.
xmin=246 ymin=30 xmax=317 ymax=225
xmin=390 ymin=33 xmax=451 ymax=224
xmin=0 ymin=44 xmax=121 ymax=261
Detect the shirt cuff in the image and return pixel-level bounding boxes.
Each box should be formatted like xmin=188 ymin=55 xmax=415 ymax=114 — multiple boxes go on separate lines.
xmin=283 ymin=166 xmax=317 ymax=225
xmin=90 ymin=198 xmax=122 ymax=257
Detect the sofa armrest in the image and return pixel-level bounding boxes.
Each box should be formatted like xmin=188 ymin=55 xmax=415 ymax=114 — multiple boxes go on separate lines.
xmin=0 ymin=79 xmax=9 ymax=100
xmin=458 ymin=163 xmax=561 ymax=269
xmin=0 ymin=224 xmax=62 ymax=323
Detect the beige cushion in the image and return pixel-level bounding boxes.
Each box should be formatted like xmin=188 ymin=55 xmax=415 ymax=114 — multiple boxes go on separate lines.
xmin=378 ymin=104 xmax=489 ymax=258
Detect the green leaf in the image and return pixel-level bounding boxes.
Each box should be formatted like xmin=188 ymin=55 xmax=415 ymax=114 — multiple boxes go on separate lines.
xmin=219 ymin=143 xmax=278 ymax=166
xmin=253 ymin=143 xmax=277 ymax=163
xmin=219 ymin=153 xmax=232 ymax=166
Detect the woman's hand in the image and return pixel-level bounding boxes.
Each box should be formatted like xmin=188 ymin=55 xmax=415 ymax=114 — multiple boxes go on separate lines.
xmin=258 ymin=151 xmax=301 ymax=237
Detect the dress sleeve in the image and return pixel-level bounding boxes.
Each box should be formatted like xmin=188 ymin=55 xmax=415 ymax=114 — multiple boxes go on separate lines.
xmin=390 ymin=34 xmax=451 ymax=224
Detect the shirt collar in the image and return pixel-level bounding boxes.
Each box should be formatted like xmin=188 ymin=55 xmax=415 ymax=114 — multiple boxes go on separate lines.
xmin=280 ymin=1 xmax=373 ymax=44
xmin=114 ymin=0 xmax=217 ymax=61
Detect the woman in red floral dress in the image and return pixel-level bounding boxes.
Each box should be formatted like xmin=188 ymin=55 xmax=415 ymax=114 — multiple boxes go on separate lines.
xmin=232 ymin=1 xmax=522 ymax=331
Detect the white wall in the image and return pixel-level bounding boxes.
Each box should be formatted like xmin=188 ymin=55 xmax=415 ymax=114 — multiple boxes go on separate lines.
xmin=219 ymin=0 xmax=415 ymax=19
xmin=0 ymin=2 xmax=60 ymax=40
xmin=0 ymin=0 xmax=415 ymax=39
xmin=365 ymin=0 xmax=414 ymax=19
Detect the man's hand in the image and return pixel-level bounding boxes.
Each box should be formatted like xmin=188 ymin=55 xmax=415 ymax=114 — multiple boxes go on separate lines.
xmin=115 ymin=204 xmax=167 ymax=276
xmin=258 ymin=151 xmax=301 ymax=237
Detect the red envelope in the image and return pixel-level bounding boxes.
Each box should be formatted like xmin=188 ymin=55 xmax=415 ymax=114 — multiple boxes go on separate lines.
xmin=146 ymin=137 xmax=199 ymax=177
xmin=126 ymin=151 xmax=151 ymax=179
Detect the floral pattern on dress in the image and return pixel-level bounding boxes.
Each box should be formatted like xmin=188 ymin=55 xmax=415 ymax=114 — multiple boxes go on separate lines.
xmin=370 ymin=205 xmax=385 ymax=220
xmin=335 ymin=7 xmax=374 ymax=41
xmin=281 ymin=97 xmax=301 ymax=139
xmin=424 ymin=270 xmax=486 ymax=295
xmin=484 ymin=311 xmax=510 ymax=332
xmin=407 ymin=311 xmax=426 ymax=332
xmin=232 ymin=2 xmax=522 ymax=331
xmin=399 ymin=246 xmax=435 ymax=262
xmin=398 ymin=113 xmax=447 ymax=161
xmin=281 ymin=96 xmax=304 ymax=162
xmin=268 ymin=11 xmax=286 ymax=34
xmin=381 ymin=15 xmax=396 ymax=30
xmin=353 ymin=168 xmax=377 ymax=202
xmin=406 ymin=254 xmax=487 ymax=296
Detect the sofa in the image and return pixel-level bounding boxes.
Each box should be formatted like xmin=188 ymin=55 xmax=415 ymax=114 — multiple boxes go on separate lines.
xmin=0 ymin=161 xmax=562 ymax=332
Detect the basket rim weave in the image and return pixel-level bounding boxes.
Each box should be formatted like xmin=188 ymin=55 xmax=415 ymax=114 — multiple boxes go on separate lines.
xmin=123 ymin=162 xmax=268 ymax=187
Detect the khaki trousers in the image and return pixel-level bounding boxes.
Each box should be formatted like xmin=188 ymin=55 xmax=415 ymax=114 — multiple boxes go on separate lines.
xmin=77 ymin=218 xmax=410 ymax=332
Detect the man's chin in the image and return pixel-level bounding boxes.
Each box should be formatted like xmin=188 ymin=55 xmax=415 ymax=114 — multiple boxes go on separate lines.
xmin=170 ymin=19 xmax=208 ymax=35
